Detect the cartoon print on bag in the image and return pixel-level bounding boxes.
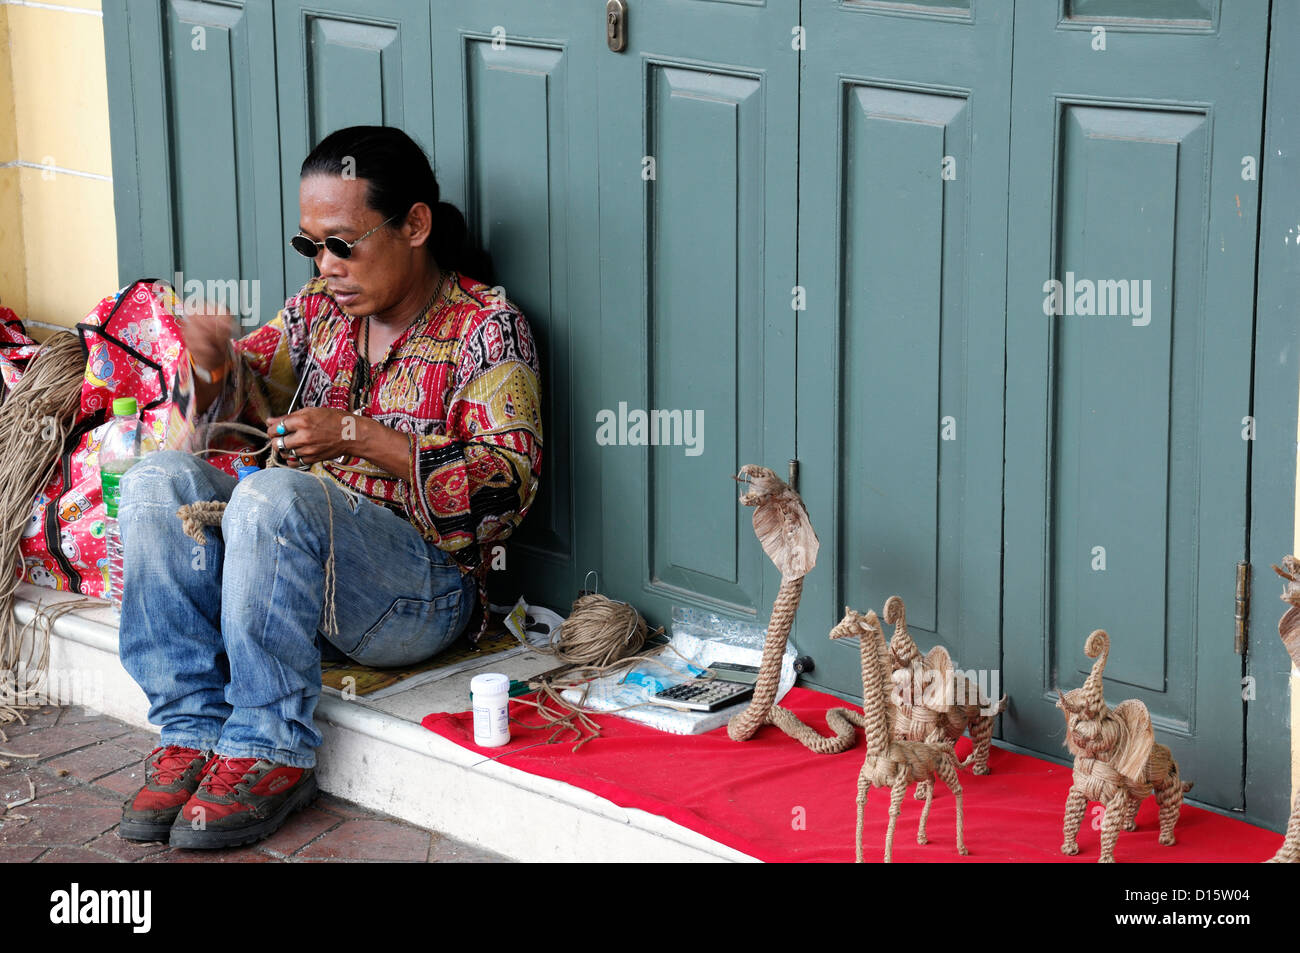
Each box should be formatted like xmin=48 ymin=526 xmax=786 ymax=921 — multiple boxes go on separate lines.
xmin=85 ymin=342 xmax=115 ymax=388
xmin=59 ymin=492 xmax=92 ymax=523
xmin=80 ymin=429 xmax=103 ymax=470
xmin=124 ymin=315 xmax=163 ymax=356
xmin=60 ymin=528 xmax=80 ymax=564
xmin=24 ymin=493 xmax=50 ymax=538
xmin=23 ymin=557 xmax=64 ymax=590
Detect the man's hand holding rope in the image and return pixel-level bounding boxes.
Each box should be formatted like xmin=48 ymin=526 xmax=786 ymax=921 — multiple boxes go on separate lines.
xmin=266 ymin=409 xmax=413 ymax=483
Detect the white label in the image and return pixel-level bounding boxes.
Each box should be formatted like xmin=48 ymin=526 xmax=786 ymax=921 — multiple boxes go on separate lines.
xmin=473 ymin=699 xmax=510 ymax=746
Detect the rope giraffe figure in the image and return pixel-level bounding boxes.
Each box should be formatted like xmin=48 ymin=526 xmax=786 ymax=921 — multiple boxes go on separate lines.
xmin=884 ymin=595 xmax=1007 ymax=800
xmin=726 ymin=465 xmax=865 ymax=753
xmin=1267 ymin=556 xmax=1300 ymax=863
xmin=831 ymin=607 xmax=967 ymax=863
xmin=1057 ymin=629 xmax=1191 ymax=863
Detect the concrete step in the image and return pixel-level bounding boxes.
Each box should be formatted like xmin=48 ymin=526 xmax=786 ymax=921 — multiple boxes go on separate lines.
xmin=10 ymin=583 xmax=754 ymax=863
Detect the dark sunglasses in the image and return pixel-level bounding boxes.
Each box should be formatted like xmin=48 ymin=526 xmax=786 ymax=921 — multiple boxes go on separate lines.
xmin=289 ymin=215 xmax=398 ymax=260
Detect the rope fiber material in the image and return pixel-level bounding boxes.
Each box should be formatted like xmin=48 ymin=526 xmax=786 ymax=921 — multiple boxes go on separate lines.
xmin=0 ymin=332 xmax=112 ymax=734
xmin=509 ymin=592 xmax=670 ymax=752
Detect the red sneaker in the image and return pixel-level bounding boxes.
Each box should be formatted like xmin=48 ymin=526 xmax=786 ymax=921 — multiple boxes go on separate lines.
xmin=119 ymin=745 xmax=214 ymax=842
xmin=168 ymin=756 xmax=318 ymax=849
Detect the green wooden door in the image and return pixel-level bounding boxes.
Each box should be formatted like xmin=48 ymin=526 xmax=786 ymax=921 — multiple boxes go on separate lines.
xmin=102 ymin=0 xmax=1287 ymax=820
xmin=595 ymin=0 xmax=800 ymax=630
xmin=1002 ymin=0 xmax=1268 ymax=808
xmin=106 ymin=0 xmax=601 ymax=605
xmin=794 ymin=0 xmax=1014 ymax=702
xmin=274 ymin=0 xmax=435 ymax=303
xmin=105 ymin=0 xmax=285 ymax=319
xmin=276 ymin=0 xmax=600 ymax=602
xmin=427 ymin=1 xmax=603 ymax=606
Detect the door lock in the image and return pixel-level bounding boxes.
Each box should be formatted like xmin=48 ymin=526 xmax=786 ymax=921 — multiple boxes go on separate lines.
xmin=607 ymin=0 xmax=627 ymax=52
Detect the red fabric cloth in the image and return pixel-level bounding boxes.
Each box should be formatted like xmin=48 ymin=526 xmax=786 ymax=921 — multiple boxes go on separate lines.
xmin=422 ymin=686 xmax=1282 ymax=863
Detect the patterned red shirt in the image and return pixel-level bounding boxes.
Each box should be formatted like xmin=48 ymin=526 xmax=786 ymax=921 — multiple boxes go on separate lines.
xmin=198 ymin=272 xmax=543 ymax=577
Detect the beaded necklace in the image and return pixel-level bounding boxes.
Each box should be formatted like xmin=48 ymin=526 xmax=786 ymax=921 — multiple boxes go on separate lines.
xmin=349 ymin=272 xmax=448 ymax=414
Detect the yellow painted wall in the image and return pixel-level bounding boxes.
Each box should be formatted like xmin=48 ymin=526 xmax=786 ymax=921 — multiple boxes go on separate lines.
xmin=0 ymin=3 xmax=27 ymax=319
xmin=0 ymin=0 xmax=116 ymax=339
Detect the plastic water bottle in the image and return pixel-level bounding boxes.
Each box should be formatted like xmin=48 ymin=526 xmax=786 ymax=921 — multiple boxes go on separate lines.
xmin=100 ymin=397 xmax=159 ymax=611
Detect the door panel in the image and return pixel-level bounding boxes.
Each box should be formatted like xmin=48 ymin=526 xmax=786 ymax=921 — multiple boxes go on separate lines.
xmin=795 ymin=0 xmax=1013 ymax=699
xmin=1065 ymin=0 xmax=1215 ymax=26
xmin=596 ymin=0 xmax=800 ymax=627
xmin=115 ymin=0 xmax=283 ymax=315
xmin=1003 ymin=0 xmax=1266 ymax=807
xmin=430 ymin=1 xmax=601 ymax=604
xmin=275 ymin=0 xmax=434 ymax=297
xmin=647 ymin=65 xmax=767 ymax=609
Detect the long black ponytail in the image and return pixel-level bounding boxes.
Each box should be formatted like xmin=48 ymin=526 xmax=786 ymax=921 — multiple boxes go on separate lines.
xmin=300 ymin=126 xmax=496 ymax=286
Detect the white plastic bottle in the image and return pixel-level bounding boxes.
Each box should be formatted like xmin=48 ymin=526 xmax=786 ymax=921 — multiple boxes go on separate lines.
xmin=470 ymin=673 xmax=511 ymax=747
xmin=100 ymin=397 xmax=160 ymax=611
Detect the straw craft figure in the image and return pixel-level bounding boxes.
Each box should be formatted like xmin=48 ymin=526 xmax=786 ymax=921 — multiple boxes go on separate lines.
xmin=883 ymin=594 xmax=1007 ymax=800
xmin=725 ymin=465 xmax=866 ymax=753
xmin=1057 ymin=630 xmax=1191 ymax=863
xmin=1267 ymin=556 xmax=1300 ymax=863
xmin=832 ymin=607 xmax=967 ymax=863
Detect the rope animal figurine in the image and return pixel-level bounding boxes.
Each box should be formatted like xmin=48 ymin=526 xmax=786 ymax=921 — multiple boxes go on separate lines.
xmin=834 ymin=607 xmax=967 ymax=862
xmin=1057 ymin=629 xmax=1191 ymax=863
xmin=884 ymin=595 xmax=1007 ymax=799
xmin=726 ymin=464 xmax=865 ymax=753
xmin=1268 ymin=556 xmax=1300 ymax=863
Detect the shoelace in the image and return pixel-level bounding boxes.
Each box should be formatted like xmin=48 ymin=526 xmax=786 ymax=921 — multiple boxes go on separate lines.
xmin=199 ymin=757 xmax=262 ymax=798
xmin=147 ymin=746 xmax=207 ymax=785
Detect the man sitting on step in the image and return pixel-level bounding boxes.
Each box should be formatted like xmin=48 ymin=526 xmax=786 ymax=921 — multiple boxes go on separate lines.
xmin=115 ymin=125 xmax=543 ymax=849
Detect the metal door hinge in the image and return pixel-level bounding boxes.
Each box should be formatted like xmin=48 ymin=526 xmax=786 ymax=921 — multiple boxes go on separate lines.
xmin=788 ymin=458 xmax=800 ymax=494
xmin=1234 ymin=561 xmax=1250 ymax=655
xmin=606 ymin=0 xmax=627 ymax=52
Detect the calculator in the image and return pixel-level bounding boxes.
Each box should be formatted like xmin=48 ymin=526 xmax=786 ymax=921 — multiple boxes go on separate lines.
xmin=650 ymin=678 xmax=754 ymax=712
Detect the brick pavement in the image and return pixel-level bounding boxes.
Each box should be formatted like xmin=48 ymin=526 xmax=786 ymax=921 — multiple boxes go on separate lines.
xmin=0 ymin=706 xmax=510 ymax=863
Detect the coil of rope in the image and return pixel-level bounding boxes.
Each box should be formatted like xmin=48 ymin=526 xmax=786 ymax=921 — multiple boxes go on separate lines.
xmin=502 ymin=586 xmax=739 ymax=754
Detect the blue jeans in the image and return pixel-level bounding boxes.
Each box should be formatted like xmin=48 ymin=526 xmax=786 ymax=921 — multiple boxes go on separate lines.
xmin=116 ymin=450 xmax=476 ymax=768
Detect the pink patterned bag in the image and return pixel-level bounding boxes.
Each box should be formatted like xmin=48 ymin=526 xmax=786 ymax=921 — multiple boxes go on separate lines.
xmin=12 ymin=280 xmax=257 ymax=598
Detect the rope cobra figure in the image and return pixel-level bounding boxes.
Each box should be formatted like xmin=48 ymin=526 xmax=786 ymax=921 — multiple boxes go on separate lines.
xmin=725 ymin=464 xmax=866 ymax=753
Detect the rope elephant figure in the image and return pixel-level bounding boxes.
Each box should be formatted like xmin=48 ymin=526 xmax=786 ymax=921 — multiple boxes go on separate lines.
xmin=1268 ymin=557 xmax=1300 ymax=863
xmin=833 ymin=607 xmax=968 ymax=863
xmin=1057 ymin=630 xmax=1191 ymax=863
xmin=883 ymin=595 xmax=1007 ymax=800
